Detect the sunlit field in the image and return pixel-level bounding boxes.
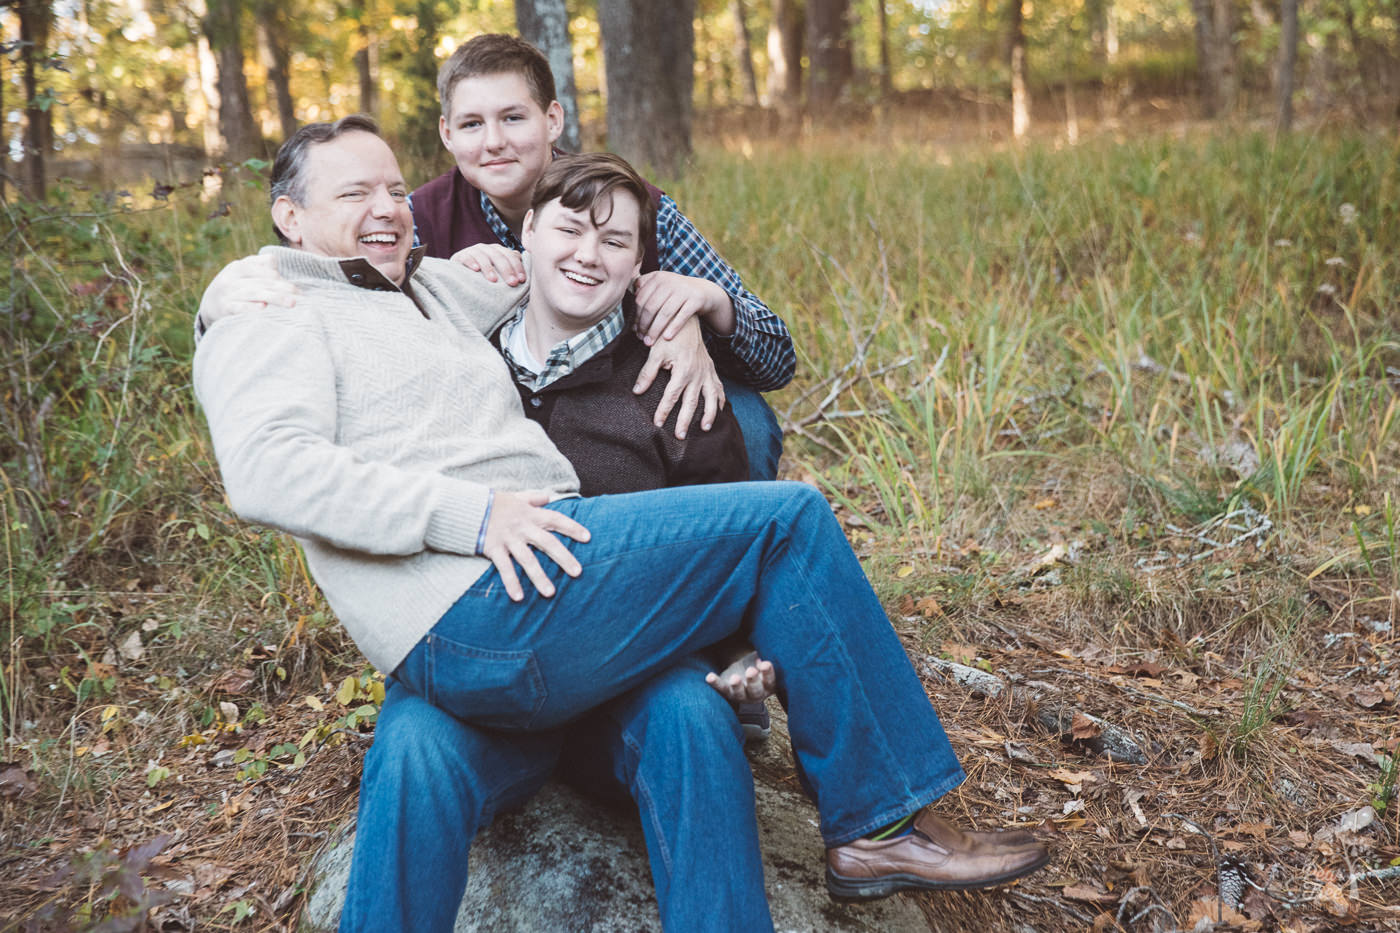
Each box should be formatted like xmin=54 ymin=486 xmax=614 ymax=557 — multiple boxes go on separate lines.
xmin=4 ymin=121 xmax=1398 ymax=929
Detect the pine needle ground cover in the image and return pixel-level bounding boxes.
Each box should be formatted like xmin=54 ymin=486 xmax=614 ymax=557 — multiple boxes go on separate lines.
xmin=2 ymin=127 xmax=1398 ymax=930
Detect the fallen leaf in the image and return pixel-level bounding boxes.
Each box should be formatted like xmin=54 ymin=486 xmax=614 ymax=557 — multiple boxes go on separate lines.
xmin=1071 ymin=712 xmax=1101 ymax=741
xmin=1049 ymin=768 xmax=1097 ymax=786
xmin=118 ymin=630 xmax=144 ymax=662
xmin=1063 ymin=799 xmax=1086 ymax=816
xmin=212 ymin=667 xmax=255 ymax=696
xmin=914 ymin=595 xmax=942 ymax=617
xmin=1188 ymin=897 xmax=1258 ymax=929
xmin=1033 ymin=497 xmax=1057 ymax=510
xmin=896 ymin=564 xmax=914 ymax=578
xmin=1034 ymin=543 xmax=1068 ymax=570
xmin=1287 ymin=830 xmax=1311 ymax=847
xmin=195 ymin=862 xmax=235 ymax=889
xmin=1224 ymin=821 xmax=1272 ymax=839
xmin=1314 ymin=881 xmax=1353 ymax=919
xmin=1062 ymin=882 xmax=1117 ymax=904
xmin=1331 ymin=741 xmax=1376 ymax=761
xmin=218 ymin=701 xmax=239 ymax=724
xmin=0 ymin=763 xmax=36 ymax=798
xmin=304 ymin=695 xmax=325 ymax=711
xmin=941 ymin=643 xmax=976 ymax=665
xmin=1123 ymin=788 xmax=1148 ymax=827
xmin=1351 ymin=685 xmax=1388 ymax=709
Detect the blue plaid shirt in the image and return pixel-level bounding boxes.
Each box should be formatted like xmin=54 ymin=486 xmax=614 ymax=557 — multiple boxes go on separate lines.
xmin=466 ymin=190 xmax=795 ymax=392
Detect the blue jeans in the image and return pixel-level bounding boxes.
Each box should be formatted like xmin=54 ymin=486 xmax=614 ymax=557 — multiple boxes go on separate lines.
xmin=722 ymin=378 xmax=783 ymax=482
xmin=339 ymin=658 xmax=772 ymax=932
xmin=343 ymin=482 xmax=964 ymax=931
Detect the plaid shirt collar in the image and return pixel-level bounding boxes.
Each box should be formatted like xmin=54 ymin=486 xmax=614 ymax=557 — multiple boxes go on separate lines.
xmin=479 ymin=191 xmax=523 ymax=251
xmin=500 ymin=301 xmax=626 ymax=392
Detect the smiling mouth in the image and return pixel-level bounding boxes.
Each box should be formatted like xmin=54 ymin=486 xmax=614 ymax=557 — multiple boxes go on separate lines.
xmin=360 ymin=232 xmax=399 ymax=246
xmin=562 ymin=270 xmax=601 ymax=286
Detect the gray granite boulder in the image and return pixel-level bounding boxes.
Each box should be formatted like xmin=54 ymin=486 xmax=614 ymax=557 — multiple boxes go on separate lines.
xmin=298 ymin=705 xmax=930 ymax=932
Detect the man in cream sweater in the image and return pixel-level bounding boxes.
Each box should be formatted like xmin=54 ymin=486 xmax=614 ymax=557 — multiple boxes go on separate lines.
xmin=194 ymin=117 xmax=1047 ymax=933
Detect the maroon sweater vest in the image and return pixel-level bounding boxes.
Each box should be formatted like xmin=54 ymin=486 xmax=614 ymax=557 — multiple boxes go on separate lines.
xmin=412 ymin=167 xmax=663 ymax=274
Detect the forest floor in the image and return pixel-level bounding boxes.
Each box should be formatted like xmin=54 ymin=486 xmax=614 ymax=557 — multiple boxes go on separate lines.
xmin=3 ymin=481 xmax=1397 ymax=932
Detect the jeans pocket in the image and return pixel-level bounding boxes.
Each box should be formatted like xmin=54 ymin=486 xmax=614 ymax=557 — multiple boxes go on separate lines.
xmin=425 ymin=632 xmax=547 ymax=729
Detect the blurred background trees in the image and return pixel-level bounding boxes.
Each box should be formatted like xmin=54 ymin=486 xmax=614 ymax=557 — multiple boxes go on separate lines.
xmin=1 ymin=0 xmax=1398 ymax=192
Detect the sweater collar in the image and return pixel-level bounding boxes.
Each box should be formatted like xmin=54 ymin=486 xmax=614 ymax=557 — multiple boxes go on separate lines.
xmin=259 ymin=244 xmax=428 ymax=292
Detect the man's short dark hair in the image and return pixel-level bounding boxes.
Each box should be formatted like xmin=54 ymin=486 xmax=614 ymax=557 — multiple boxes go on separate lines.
xmin=530 ymin=153 xmax=655 ymax=255
xmin=268 ymin=114 xmax=381 ymax=244
xmin=437 ymin=34 xmax=557 ymax=117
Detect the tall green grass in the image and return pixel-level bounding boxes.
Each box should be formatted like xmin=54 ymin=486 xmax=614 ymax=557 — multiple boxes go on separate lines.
xmin=676 ymin=129 xmax=1399 ymax=553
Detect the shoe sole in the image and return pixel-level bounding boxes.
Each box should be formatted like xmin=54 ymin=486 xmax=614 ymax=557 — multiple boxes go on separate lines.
xmin=825 ymin=848 xmax=1050 ymax=902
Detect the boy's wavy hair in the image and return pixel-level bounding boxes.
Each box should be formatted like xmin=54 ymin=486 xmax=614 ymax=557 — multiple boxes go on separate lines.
xmin=529 ymin=153 xmax=655 ymax=255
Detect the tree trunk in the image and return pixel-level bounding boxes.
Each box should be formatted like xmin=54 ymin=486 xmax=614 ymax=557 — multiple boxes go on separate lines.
xmin=517 ymin=0 xmax=582 ymax=152
xmin=1087 ymin=0 xmax=1116 ymax=64
xmin=204 ymin=0 xmax=259 ymax=160
xmin=356 ymin=21 xmax=378 ymax=118
xmin=1008 ymin=0 xmax=1030 ymax=138
xmin=731 ymin=0 xmax=760 ymax=106
xmin=876 ymin=0 xmax=893 ymax=96
xmin=402 ymin=0 xmax=443 ymax=156
xmin=1192 ymin=0 xmax=1236 ymax=117
xmin=256 ymin=0 xmax=297 ymax=139
xmin=807 ymin=0 xmax=853 ymax=108
xmin=598 ymin=0 xmax=695 ymax=179
xmin=18 ymin=0 xmax=54 ymax=200
xmin=1276 ymin=0 xmax=1298 ymax=129
xmin=766 ymin=0 xmax=803 ymax=112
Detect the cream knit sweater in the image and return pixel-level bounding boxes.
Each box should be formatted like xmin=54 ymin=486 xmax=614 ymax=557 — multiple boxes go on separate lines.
xmin=193 ymin=247 xmax=580 ymax=673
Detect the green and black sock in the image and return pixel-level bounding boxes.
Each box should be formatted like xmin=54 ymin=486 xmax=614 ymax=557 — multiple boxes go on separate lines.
xmin=865 ymin=811 xmax=917 ymax=840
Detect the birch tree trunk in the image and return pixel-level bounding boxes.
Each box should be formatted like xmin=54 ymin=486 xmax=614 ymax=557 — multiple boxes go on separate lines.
xmin=766 ymin=0 xmax=804 ymax=113
xmin=1008 ymin=0 xmax=1030 ymax=138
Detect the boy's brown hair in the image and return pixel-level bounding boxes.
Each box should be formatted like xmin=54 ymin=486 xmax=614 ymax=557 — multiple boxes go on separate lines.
xmin=530 ymin=153 xmax=656 ymax=257
xmin=437 ymin=34 xmax=557 ymax=116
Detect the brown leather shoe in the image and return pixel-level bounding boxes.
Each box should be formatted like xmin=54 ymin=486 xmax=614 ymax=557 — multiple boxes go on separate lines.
xmin=826 ymin=810 xmax=1049 ymax=901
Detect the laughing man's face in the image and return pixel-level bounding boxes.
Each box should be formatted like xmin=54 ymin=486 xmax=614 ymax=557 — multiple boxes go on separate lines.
xmin=272 ymin=130 xmax=413 ymax=285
